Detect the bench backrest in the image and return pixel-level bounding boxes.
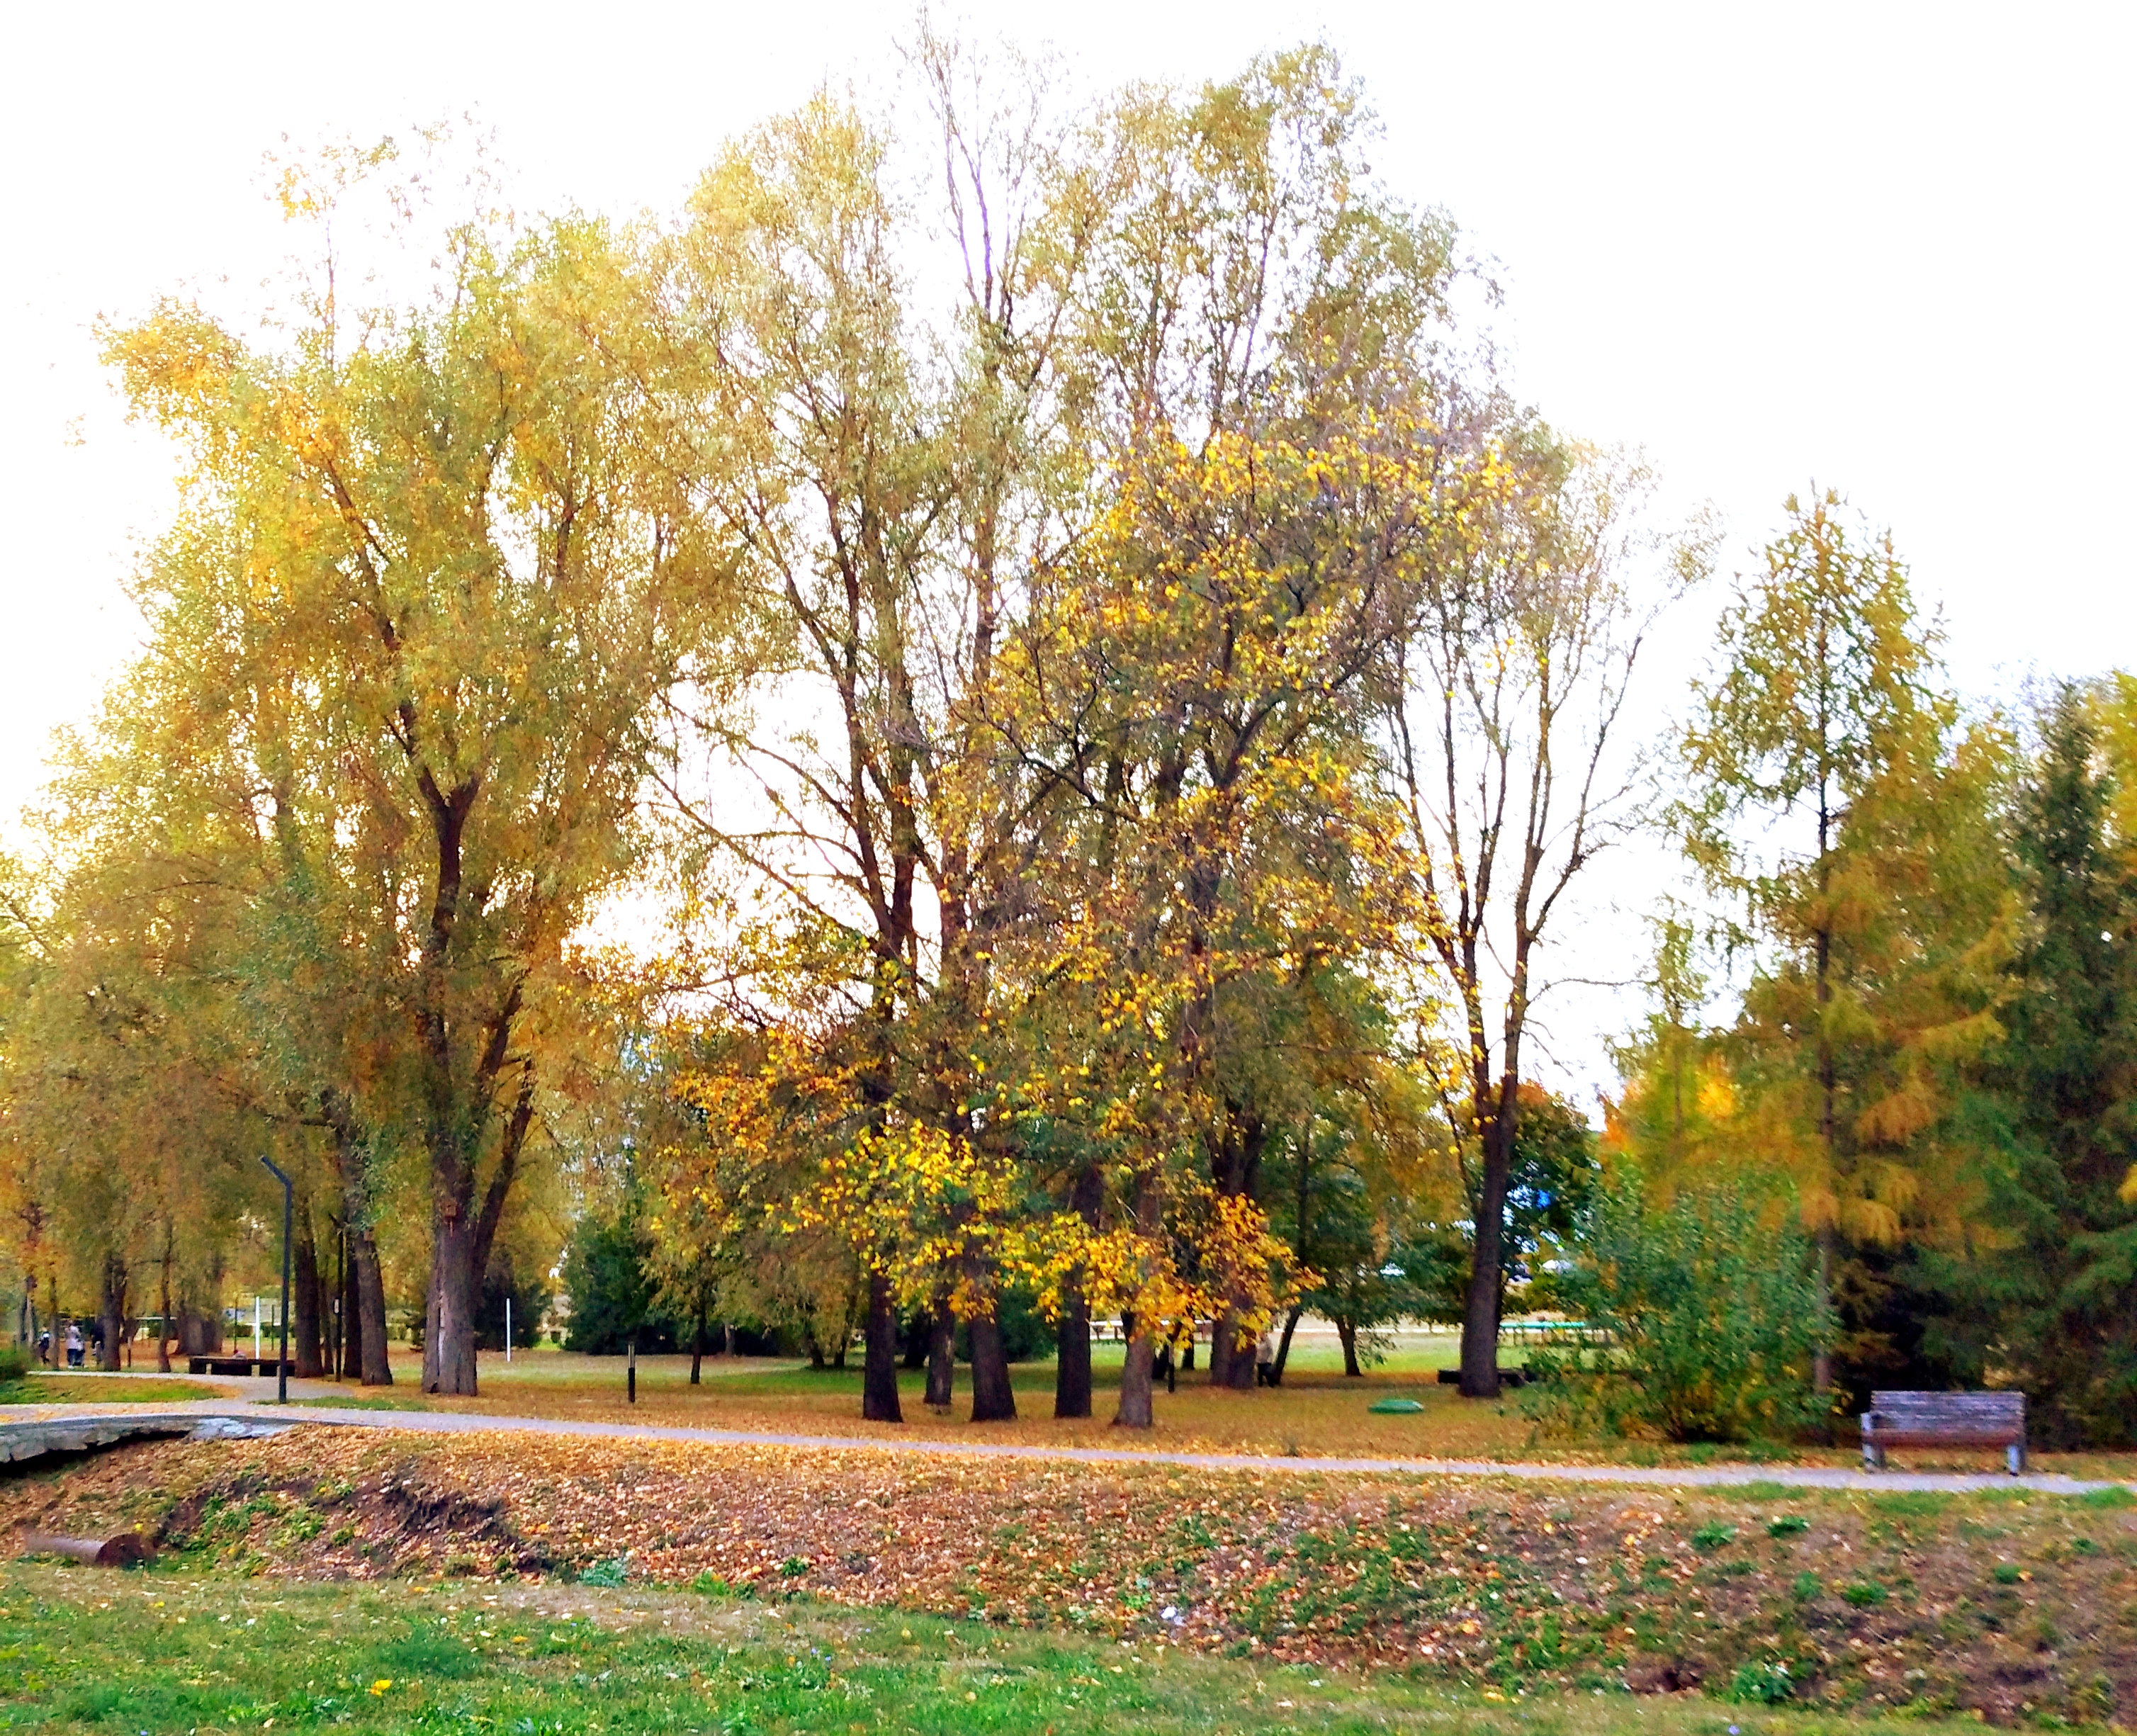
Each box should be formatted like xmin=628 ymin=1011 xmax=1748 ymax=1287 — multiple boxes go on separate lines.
xmin=1866 ymin=1390 xmax=2024 ymax=1427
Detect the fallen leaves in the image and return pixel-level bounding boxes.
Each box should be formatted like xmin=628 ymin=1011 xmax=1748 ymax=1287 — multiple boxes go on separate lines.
xmin=4 ymin=1426 xmax=2135 ymax=1724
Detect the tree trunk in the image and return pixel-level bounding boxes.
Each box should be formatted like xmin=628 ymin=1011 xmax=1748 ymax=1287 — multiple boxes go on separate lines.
xmin=1115 ymin=1327 xmax=1156 ymax=1428
xmin=1204 ymin=1112 xmax=1265 ymax=1390
xmin=925 ymin=1300 xmax=955 ymax=1409
xmin=1812 ymin=1225 xmax=1835 ymax=1395
xmin=861 ymin=1269 xmax=903 ymax=1422
xmin=1112 ymin=1165 xmax=1164 ymax=1428
xmin=326 ymin=1097 xmax=392 ymax=1386
xmin=1336 ymin=1316 xmax=1363 ymax=1378
xmin=98 ymin=1253 xmax=125 ymax=1373
xmin=1180 ymin=1330 xmax=1197 ymax=1374
xmin=1054 ymin=1285 xmax=1092 ymax=1420
xmin=293 ymin=1205 xmax=325 ymax=1379
xmin=1458 ymin=1081 xmax=1517 ymax=1398
xmin=968 ymin=1305 xmax=1017 ymax=1423
xmin=351 ymin=1228 xmax=391 ymax=1386
xmin=156 ymin=1227 xmax=174 ymax=1374
xmin=1054 ymin=1162 xmax=1101 ymax=1419
xmin=1270 ymin=1303 xmax=1304 ymax=1385
xmin=424 ymin=1214 xmax=480 ymax=1396
xmin=690 ymin=1302 xmax=706 ymax=1385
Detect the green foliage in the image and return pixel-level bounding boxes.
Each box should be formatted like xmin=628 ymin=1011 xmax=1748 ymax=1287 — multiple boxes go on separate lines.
xmin=1767 ymin=1515 xmax=1809 ymax=1538
xmin=1690 ymin=1523 xmax=1736 ymax=1551
xmin=577 ymin=1558 xmax=628 ymax=1587
xmin=0 ymin=1344 xmax=27 ymax=1383
xmin=1727 ymin=1659 xmax=1797 ymax=1703
xmin=1522 ymin=1176 xmax=1832 ymax=1443
xmin=1841 ymin=1579 xmax=1888 ymax=1607
xmin=560 ymin=1200 xmax=670 ymax=1356
xmin=1927 ymin=684 xmax=2137 ymax=1445
xmin=476 ymin=1251 xmax=552 ymax=1353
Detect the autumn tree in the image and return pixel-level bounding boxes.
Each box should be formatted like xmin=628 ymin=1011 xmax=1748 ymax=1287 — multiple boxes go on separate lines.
xmin=101 ymin=142 xmax=733 ymax=1394
xmin=1388 ymin=432 xmax=1699 ymax=1398
xmin=1679 ymin=490 xmax=2013 ymax=1393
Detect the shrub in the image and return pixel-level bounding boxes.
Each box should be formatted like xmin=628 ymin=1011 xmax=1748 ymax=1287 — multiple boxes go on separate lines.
xmin=0 ymin=1344 xmax=28 ymax=1384
xmin=1728 ymin=1660 xmax=1795 ymax=1704
xmin=1519 ymin=1177 xmax=1833 ymax=1443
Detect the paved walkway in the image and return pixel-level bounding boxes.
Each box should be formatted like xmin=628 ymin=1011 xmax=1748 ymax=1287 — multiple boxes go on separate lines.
xmin=6 ymin=1391 xmax=2133 ymax=1499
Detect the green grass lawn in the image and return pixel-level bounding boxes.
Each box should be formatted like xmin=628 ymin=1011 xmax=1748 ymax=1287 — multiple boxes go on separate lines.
xmin=0 ymin=1373 xmax=227 ymax=1407
xmin=0 ymin=1560 xmax=1996 ymax=1735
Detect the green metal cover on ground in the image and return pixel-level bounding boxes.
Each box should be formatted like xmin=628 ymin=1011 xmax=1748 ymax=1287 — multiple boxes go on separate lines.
xmin=1367 ymin=1398 xmax=1425 ymax=1414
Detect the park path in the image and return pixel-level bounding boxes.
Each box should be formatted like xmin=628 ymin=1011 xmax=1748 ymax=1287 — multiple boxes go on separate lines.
xmin=6 ymin=1390 xmax=2134 ymax=1499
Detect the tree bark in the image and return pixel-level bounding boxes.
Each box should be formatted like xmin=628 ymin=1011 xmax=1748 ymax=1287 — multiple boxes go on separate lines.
xmin=1336 ymin=1316 xmax=1363 ymax=1377
xmin=1205 ymin=1112 xmax=1265 ymax=1390
xmin=861 ymin=1269 xmax=903 ymax=1422
xmin=964 ymin=1246 xmax=1016 ymax=1422
xmin=689 ymin=1302 xmax=706 ymax=1385
xmin=156 ymin=1225 xmax=174 ymax=1375
xmin=1270 ymin=1304 xmax=1304 ymax=1385
xmin=1112 ymin=1165 xmax=1164 ymax=1429
xmin=293 ymin=1203 xmax=325 ymax=1379
xmin=351 ymin=1228 xmax=390 ymax=1386
xmin=925 ymin=1300 xmax=955 ymax=1409
xmin=1114 ymin=1327 xmax=1155 ymax=1428
xmin=325 ymin=1094 xmax=392 ymax=1385
xmin=968 ymin=1307 xmax=1017 ymax=1423
xmin=1054 ymin=1162 xmax=1101 ymax=1419
xmin=424 ymin=1215 xmax=480 ymax=1396
xmin=1458 ymin=1077 xmax=1518 ymax=1398
xmin=97 ymin=1253 xmax=125 ymax=1373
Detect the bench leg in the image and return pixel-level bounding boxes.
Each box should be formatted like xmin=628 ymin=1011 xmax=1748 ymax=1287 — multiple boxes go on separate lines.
xmin=2007 ymin=1441 xmax=2026 ymax=1476
xmin=1862 ymin=1439 xmax=1885 ymax=1471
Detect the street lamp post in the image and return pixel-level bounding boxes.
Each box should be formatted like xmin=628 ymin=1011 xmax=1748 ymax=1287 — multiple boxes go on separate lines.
xmin=259 ymin=1157 xmax=293 ymax=1403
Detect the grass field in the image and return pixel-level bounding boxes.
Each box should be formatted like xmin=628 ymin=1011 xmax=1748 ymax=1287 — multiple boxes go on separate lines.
xmin=4 ymin=1425 xmax=2135 ymax=1725
xmin=0 ymin=1373 xmax=230 ymax=1407
xmin=0 ymin=1560 xmax=2017 ymax=1735
xmin=306 ymin=1341 xmax=2137 ymax=1481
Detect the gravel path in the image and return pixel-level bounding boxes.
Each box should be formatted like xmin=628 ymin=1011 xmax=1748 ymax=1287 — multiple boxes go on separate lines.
xmin=7 ymin=1394 xmax=2133 ymax=1498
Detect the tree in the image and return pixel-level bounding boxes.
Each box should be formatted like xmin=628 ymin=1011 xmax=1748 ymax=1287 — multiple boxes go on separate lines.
xmin=102 ymin=143 xmax=731 ymax=1393
xmin=1951 ymin=687 xmax=2137 ymax=1443
xmin=1390 ymin=434 xmax=1698 ymax=1397
xmin=1679 ymin=490 xmax=2013 ymax=1394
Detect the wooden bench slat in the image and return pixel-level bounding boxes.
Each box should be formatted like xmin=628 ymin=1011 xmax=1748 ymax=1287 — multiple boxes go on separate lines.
xmin=1861 ymin=1390 xmax=2028 ymax=1474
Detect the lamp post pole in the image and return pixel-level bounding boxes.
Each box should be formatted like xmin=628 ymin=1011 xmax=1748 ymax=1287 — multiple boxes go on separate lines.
xmin=260 ymin=1158 xmax=293 ymax=1403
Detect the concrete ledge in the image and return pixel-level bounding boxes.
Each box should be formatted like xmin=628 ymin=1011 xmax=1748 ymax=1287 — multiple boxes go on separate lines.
xmin=0 ymin=1412 xmax=296 ymax=1467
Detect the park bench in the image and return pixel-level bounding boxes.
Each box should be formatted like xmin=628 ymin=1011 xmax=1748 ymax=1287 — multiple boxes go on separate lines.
xmin=1860 ymin=1390 xmax=2027 ymax=1474
xmin=186 ymin=1356 xmax=295 ymax=1377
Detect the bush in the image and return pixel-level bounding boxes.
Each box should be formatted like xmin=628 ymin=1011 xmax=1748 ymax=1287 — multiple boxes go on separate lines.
xmin=1728 ymin=1659 xmax=1795 ymax=1705
xmin=0 ymin=1343 xmax=28 ymax=1383
xmin=1520 ymin=1176 xmax=1833 ymax=1443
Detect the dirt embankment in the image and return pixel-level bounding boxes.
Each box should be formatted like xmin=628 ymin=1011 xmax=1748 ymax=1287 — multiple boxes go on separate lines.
xmin=6 ymin=1425 xmax=2135 ymax=1726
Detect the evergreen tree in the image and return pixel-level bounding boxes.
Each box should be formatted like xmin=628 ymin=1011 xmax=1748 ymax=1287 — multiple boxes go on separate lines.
xmin=1954 ymin=689 xmax=2137 ymax=1444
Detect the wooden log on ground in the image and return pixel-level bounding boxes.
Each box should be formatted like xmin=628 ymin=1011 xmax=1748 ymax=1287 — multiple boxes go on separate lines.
xmin=18 ymin=1530 xmax=155 ymax=1567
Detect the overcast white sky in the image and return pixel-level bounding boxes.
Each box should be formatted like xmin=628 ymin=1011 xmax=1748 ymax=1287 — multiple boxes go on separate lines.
xmin=4 ymin=1 xmax=2130 ymax=1091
